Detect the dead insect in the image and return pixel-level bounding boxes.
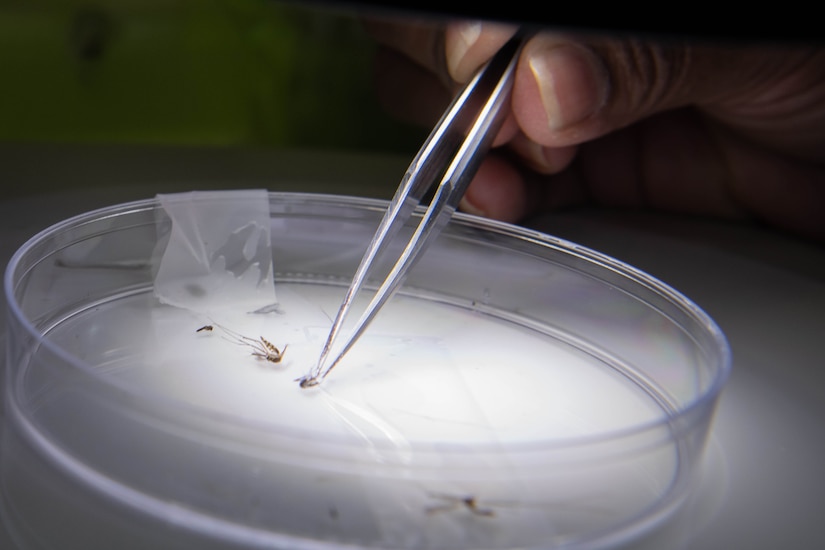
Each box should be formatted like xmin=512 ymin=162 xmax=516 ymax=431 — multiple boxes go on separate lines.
xmin=215 ymin=323 xmax=288 ymax=364
xmin=296 ymin=374 xmax=320 ymax=388
xmin=249 ymin=336 xmax=288 ymax=364
xmin=425 ymin=493 xmax=496 ymax=518
xmin=196 ymin=325 xmax=214 ymax=333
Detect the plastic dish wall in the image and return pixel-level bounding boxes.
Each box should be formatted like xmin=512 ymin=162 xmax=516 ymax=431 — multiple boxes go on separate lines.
xmin=1 ymin=193 xmax=730 ymax=550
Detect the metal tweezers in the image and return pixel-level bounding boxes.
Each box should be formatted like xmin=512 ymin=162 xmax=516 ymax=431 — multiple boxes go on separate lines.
xmin=299 ymin=31 xmax=529 ymax=388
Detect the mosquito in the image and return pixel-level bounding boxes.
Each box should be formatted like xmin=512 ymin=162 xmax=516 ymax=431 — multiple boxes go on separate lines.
xmin=425 ymin=490 xmax=607 ymax=523
xmin=198 ymin=321 xmax=288 ymax=364
xmin=425 ymin=493 xmax=496 ymax=518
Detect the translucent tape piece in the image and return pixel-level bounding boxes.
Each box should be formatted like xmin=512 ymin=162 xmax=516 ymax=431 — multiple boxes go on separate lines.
xmin=152 ymin=190 xmax=277 ymax=314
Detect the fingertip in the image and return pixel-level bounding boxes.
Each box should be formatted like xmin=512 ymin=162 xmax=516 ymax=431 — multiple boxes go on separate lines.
xmin=445 ymin=21 xmax=482 ymax=80
xmin=445 ymin=21 xmax=519 ymax=83
xmin=459 ymin=156 xmax=527 ymax=223
xmin=513 ymin=35 xmax=609 ymax=146
xmin=509 ymin=134 xmax=578 ymax=174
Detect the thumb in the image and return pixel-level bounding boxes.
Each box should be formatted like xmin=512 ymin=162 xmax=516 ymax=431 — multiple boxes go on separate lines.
xmin=510 ymin=34 xmax=780 ymax=149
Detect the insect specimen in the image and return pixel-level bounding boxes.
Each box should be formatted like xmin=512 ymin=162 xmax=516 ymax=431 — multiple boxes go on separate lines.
xmin=225 ymin=330 xmax=287 ymax=364
xmin=425 ymin=493 xmax=496 ymax=518
xmin=297 ymin=375 xmax=320 ymax=388
xmin=251 ymin=336 xmax=288 ymax=364
xmin=425 ymin=490 xmax=604 ymax=523
xmin=198 ymin=321 xmax=287 ymax=364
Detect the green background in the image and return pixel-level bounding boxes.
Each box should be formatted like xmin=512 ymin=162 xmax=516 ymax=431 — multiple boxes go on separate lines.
xmin=0 ymin=0 xmax=425 ymax=152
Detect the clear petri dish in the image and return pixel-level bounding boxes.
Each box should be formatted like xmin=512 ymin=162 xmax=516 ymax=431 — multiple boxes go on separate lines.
xmin=1 ymin=193 xmax=731 ymax=550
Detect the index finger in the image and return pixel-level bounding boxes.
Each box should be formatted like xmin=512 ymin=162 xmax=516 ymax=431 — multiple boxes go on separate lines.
xmin=444 ymin=21 xmax=519 ymax=83
xmin=364 ymin=18 xmax=519 ymax=86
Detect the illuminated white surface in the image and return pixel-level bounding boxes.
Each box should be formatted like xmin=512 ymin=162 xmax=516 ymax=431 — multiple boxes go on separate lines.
xmin=66 ymin=283 xmax=661 ymax=444
xmin=0 ymin=148 xmax=823 ymax=549
xmin=24 ymin=277 xmax=680 ymax=548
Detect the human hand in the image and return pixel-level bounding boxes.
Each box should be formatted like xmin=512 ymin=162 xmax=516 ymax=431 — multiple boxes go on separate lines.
xmin=367 ymin=19 xmax=825 ymax=242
